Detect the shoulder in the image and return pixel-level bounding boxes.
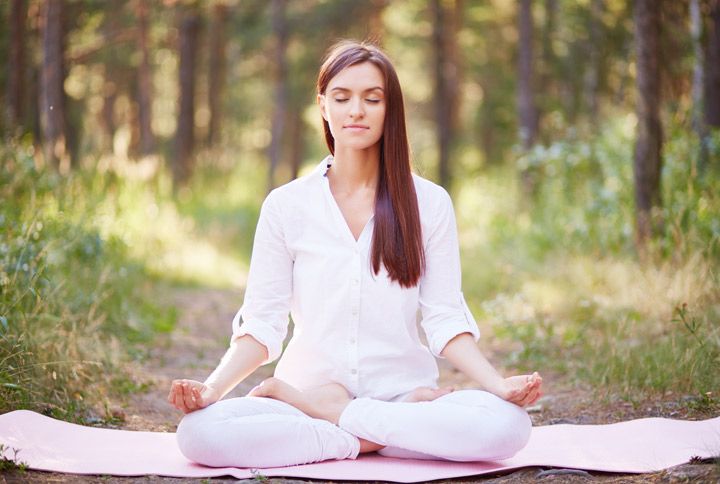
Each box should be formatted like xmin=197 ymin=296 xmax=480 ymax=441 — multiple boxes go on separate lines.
xmin=411 ymin=172 xmax=453 ymax=214
xmin=263 ymin=162 xmax=324 ymax=209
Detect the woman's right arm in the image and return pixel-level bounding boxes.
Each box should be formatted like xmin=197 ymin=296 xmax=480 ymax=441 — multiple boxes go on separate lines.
xmin=167 ymin=334 xmax=269 ymax=414
xmin=169 ymin=190 xmax=292 ymax=414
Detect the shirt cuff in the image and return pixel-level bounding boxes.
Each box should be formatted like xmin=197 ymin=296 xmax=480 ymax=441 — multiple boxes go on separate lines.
xmin=230 ymin=310 xmax=283 ymax=366
xmin=429 ymin=293 xmax=481 ymax=359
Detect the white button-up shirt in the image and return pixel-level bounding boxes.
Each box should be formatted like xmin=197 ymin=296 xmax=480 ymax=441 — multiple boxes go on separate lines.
xmin=231 ymin=156 xmax=480 ymax=401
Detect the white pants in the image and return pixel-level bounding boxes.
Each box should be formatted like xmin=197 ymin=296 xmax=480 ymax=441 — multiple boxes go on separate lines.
xmin=176 ymin=389 xmax=532 ymax=469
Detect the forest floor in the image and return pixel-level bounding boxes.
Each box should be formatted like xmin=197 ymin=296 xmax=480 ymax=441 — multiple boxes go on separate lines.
xmin=2 ymin=286 xmax=718 ymax=484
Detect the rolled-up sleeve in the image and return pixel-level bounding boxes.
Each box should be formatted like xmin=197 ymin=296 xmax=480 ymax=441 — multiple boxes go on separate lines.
xmin=419 ymin=188 xmax=480 ymax=359
xmin=231 ymin=189 xmax=293 ymax=365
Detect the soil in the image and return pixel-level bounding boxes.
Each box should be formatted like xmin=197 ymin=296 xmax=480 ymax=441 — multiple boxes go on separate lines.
xmin=2 ymin=286 xmax=718 ymax=484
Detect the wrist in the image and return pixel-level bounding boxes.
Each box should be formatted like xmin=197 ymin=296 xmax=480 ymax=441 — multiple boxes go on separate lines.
xmin=480 ymin=377 xmax=507 ymax=397
xmin=202 ymin=380 xmax=224 ymax=397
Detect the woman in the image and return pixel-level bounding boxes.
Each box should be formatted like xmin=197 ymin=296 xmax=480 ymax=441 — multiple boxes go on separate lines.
xmin=168 ymin=40 xmax=542 ymax=468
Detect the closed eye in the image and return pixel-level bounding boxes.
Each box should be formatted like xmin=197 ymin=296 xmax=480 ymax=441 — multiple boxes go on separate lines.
xmin=333 ymin=99 xmax=382 ymax=103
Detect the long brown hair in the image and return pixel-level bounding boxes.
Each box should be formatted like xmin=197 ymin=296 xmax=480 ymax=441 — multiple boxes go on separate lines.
xmin=317 ymin=40 xmax=425 ymax=288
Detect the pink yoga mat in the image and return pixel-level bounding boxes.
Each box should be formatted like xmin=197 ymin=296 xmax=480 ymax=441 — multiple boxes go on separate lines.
xmin=1 ymin=410 xmax=718 ymax=481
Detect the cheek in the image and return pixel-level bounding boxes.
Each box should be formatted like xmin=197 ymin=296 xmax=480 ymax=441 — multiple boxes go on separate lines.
xmin=327 ymin=107 xmax=344 ymax=126
xmin=376 ymin=109 xmax=386 ymax=130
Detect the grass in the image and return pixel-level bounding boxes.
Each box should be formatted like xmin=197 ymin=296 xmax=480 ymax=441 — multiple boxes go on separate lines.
xmin=0 ymin=443 xmax=28 ymax=472
xmin=0 ymin=141 xmax=179 ymax=421
xmin=455 ymin=119 xmax=720 ymax=401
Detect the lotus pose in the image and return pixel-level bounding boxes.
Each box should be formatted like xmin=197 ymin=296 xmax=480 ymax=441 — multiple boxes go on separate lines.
xmin=168 ymin=40 xmax=542 ymax=468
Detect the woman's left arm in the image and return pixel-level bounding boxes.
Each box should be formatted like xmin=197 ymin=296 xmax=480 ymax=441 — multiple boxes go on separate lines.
xmin=418 ymin=186 xmax=542 ymax=407
xmin=441 ymin=332 xmax=543 ymax=407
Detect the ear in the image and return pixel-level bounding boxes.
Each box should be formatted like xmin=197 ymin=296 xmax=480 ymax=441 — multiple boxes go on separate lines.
xmin=317 ymin=94 xmax=328 ymax=122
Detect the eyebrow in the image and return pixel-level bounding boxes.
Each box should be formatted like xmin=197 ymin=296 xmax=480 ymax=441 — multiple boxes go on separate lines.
xmin=330 ymin=87 xmax=384 ymax=93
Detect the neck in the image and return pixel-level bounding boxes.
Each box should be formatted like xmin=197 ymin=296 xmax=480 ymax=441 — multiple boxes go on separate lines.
xmin=328 ymin=144 xmax=381 ymax=194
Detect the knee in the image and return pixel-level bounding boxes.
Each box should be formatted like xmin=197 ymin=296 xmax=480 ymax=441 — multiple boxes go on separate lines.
xmin=175 ymin=409 xmax=224 ymax=466
xmin=446 ymin=390 xmax=532 ymax=461
xmin=481 ymin=402 xmax=532 ymax=460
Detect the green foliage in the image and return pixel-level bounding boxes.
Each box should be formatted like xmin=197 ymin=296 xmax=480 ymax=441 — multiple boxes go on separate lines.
xmin=577 ymin=302 xmax=720 ymax=396
xmin=458 ymin=122 xmax=720 ymax=398
xmin=516 ymin=118 xmax=720 ymax=259
xmin=0 ymin=141 xmax=176 ymax=420
xmin=0 ymin=444 xmax=28 ymax=473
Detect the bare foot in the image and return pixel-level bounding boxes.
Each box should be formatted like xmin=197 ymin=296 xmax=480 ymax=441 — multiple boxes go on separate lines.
xmin=248 ymin=377 xmax=352 ymax=425
xmin=402 ymin=386 xmax=455 ymax=403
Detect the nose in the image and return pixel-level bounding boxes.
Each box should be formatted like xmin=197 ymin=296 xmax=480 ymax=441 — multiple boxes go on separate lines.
xmin=349 ymin=96 xmax=364 ymax=118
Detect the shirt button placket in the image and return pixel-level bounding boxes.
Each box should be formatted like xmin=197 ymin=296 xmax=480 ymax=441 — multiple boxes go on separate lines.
xmin=349 ymin=251 xmax=361 ymax=381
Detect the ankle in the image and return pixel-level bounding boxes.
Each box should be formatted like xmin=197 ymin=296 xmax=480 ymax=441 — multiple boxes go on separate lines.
xmin=358 ymin=437 xmax=385 ymax=453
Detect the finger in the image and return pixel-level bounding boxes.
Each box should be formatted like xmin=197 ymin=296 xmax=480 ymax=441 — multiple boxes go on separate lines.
xmin=527 ymin=377 xmax=541 ymax=395
xmin=169 ymin=382 xmax=181 ymax=408
xmin=170 ymin=386 xmax=186 ymax=412
xmin=530 ymin=378 xmax=543 ymax=397
xmin=173 ymin=384 xmax=189 ymax=412
xmin=528 ymin=390 xmax=543 ymax=406
xmin=167 ymin=381 xmax=177 ymax=403
xmin=188 ymin=384 xmax=201 ymax=406
xmin=518 ymin=381 xmax=533 ymax=400
xmin=527 ymin=379 xmax=540 ymax=393
xmin=533 ymin=374 xmax=543 ymax=389
xmin=523 ymin=387 xmax=541 ymax=406
xmin=192 ymin=387 xmax=204 ymax=407
xmin=182 ymin=384 xmax=197 ymax=411
xmin=532 ymin=373 xmax=542 ymax=385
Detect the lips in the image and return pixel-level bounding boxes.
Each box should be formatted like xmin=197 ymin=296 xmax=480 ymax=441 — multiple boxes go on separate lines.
xmin=344 ymin=124 xmax=369 ymax=129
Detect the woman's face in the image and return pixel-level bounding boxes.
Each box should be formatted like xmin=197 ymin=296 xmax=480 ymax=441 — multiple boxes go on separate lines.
xmin=318 ymin=61 xmax=386 ymax=152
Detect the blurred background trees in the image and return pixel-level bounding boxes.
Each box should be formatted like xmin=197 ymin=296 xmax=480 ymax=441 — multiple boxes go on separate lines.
xmin=4 ymin=0 xmax=718 ymax=251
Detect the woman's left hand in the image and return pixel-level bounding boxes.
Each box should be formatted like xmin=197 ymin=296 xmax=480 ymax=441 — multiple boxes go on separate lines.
xmin=494 ymin=372 xmax=543 ymax=407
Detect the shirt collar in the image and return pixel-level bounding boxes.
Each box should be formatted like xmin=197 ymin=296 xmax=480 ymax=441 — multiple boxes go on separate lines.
xmin=317 ymin=154 xmax=333 ymax=178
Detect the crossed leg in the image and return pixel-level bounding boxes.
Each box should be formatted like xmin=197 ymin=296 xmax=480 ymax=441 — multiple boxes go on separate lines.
xmin=176 ymin=394 xmax=360 ymax=468
xmin=176 ymin=378 xmax=531 ymax=468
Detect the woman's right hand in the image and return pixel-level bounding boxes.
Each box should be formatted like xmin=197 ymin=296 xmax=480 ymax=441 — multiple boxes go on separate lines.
xmin=167 ymin=379 xmax=222 ymax=414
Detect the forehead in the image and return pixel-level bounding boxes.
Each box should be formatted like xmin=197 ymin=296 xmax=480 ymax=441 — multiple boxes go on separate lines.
xmin=328 ymin=62 xmax=385 ymax=92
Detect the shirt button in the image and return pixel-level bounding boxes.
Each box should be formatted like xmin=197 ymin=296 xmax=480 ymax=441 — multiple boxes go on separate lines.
xmin=352 ymin=278 xmax=359 ymax=285
xmin=350 ymin=337 xmax=356 ymax=344
xmin=350 ymin=369 xmax=357 ymax=375
xmin=351 ymin=307 xmax=358 ymax=315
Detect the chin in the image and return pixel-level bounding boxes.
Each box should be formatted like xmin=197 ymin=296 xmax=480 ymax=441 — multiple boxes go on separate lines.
xmin=337 ymin=139 xmax=382 ymax=152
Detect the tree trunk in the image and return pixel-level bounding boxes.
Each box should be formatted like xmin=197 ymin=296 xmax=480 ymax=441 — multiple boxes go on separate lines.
xmin=40 ymin=0 xmax=68 ymax=172
xmin=173 ymin=8 xmax=200 ymax=187
xmin=100 ymin=80 xmax=117 ymax=152
xmin=27 ymin=1 xmax=42 ymax=150
xmin=584 ymin=0 xmax=604 ymax=131
xmin=5 ymin=0 xmax=27 ymax=134
xmin=431 ymin=0 xmax=461 ymax=190
xmin=690 ymin=0 xmax=709 ymax=173
xmin=367 ymin=0 xmax=388 ymax=45
xmin=517 ymin=0 xmax=539 ymax=198
xmin=136 ymin=0 xmax=155 ymax=156
xmin=99 ymin=1 xmax=120 ymax=153
xmin=539 ymin=0 xmax=556 ymax=142
xmin=206 ymin=2 xmax=228 ymax=147
xmin=268 ymin=0 xmax=288 ymax=192
xmin=288 ymin=108 xmax=305 ymax=180
xmin=705 ymin=0 xmax=720 ymax=128
xmin=633 ymin=0 xmax=663 ymax=249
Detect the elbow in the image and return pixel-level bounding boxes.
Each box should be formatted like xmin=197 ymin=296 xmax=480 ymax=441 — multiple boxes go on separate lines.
xmin=438 ymin=331 xmax=475 ymax=359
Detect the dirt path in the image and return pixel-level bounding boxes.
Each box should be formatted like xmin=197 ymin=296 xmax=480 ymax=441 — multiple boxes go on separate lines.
xmin=4 ymin=286 xmax=717 ymax=483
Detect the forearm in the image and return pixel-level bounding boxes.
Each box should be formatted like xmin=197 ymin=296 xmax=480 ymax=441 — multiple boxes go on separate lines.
xmin=440 ymin=332 xmax=506 ymax=394
xmin=203 ymin=334 xmax=268 ymax=399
